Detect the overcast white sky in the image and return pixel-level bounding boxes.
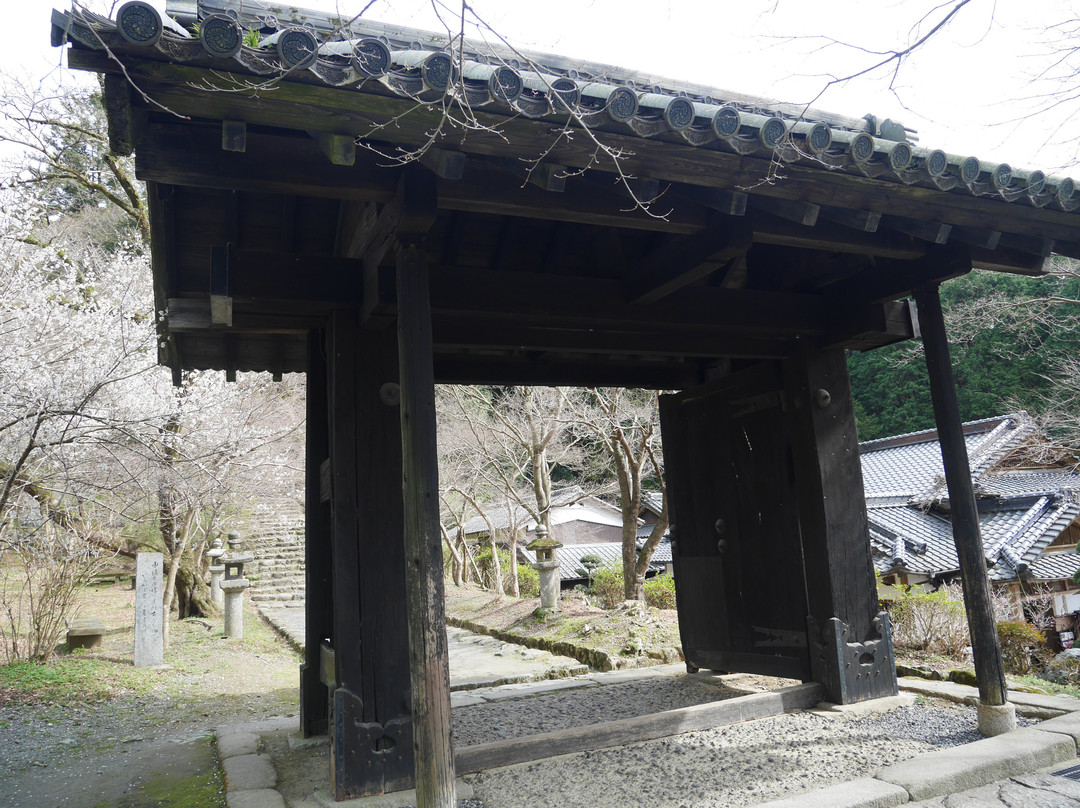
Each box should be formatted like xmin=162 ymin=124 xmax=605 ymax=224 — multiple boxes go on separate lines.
xmin=3 ymin=0 xmax=1079 ymax=173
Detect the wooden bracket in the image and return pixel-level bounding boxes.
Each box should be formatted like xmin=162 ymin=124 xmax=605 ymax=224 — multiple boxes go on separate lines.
xmin=221 ymin=120 xmax=246 ymax=153
xmin=501 ymin=158 xmax=566 ymax=192
xmin=419 ymin=148 xmax=465 ymax=180
xmin=882 ymin=215 xmax=952 ymax=245
xmin=308 ymin=130 xmax=357 ymax=166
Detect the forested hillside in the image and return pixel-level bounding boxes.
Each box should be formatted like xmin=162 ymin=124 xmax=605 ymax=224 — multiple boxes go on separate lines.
xmin=848 ymin=267 xmax=1080 ymax=441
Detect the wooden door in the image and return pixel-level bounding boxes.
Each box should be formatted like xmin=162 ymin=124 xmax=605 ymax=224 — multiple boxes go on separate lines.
xmin=659 ymin=363 xmax=811 ymax=680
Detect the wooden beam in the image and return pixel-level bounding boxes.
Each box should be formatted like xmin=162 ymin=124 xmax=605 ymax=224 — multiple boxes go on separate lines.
xmin=432 ymin=353 xmax=705 ymax=389
xmin=425 ymin=267 xmax=827 ymax=336
xmin=998 ymin=233 xmax=1055 ymax=257
xmin=430 ymin=314 xmax=796 ymax=359
xmin=754 ymin=197 xmax=820 ymax=227
xmin=751 ymin=214 xmax=926 ymax=260
xmin=819 ymin=207 xmax=881 ymax=233
xmin=625 ymin=215 xmax=752 ymax=304
xmin=396 ymin=246 xmax=456 ymax=807
xmin=676 ymin=186 xmax=748 ymax=216
xmin=308 ymin=130 xmax=356 ymax=166
xmin=823 ymin=245 xmax=972 ymax=304
xmin=102 ymin=74 xmax=135 ymax=156
xmin=951 ymin=226 xmax=1001 ymax=251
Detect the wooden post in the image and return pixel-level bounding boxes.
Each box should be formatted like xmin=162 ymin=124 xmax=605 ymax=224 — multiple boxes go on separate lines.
xmin=300 ymin=330 xmax=331 ymax=737
xmin=396 ymin=244 xmax=456 ymax=808
xmin=913 ymin=283 xmax=1010 ymax=710
xmin=784 ymin=348 xmax=898 ymax=704
xmin=327 ymin=311 xmax=414 ymax=798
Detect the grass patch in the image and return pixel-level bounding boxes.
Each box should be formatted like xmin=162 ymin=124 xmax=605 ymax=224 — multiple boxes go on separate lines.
xmin=0 ymin=657 xmax=148 ymax=705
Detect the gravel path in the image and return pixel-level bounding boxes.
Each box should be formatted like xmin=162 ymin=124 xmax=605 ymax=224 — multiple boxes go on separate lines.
xmin=466 ymin=701 xmax=1033 ymax=808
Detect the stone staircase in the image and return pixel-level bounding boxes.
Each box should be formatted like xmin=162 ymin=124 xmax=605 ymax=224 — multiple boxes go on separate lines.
xmin=237 ymin=499 xmax=306 ymax=612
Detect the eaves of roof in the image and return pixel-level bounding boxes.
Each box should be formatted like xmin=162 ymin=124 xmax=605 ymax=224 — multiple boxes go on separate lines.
xmin=53 ymin=2 xmax=1080 ymax=223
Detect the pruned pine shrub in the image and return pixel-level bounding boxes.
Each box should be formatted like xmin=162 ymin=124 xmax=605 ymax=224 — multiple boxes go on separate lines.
xmin=643 ymin=574 xmax=676 ymax=609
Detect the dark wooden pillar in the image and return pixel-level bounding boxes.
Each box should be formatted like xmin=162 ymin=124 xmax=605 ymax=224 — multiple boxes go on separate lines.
xmin=784 ymin=347 xmax=898 ymax=704
xmin=396 ymin=244 xmax=456 ymax=808
xmin=300 ymin=329 xmax=331 ymax=737
xmin=327 ymin=311 xmax=414 ymax=799
xmin=913 ymin=283 xmax=1008 ymax=708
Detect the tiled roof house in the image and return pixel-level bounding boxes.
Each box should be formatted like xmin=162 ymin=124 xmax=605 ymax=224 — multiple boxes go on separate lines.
xmin=863 ymin=413 xmax=1080 ymax=630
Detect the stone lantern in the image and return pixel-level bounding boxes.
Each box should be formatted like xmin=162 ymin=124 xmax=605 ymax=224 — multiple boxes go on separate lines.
xmin=527 ymin=524 xmax=563 ymax=610
xmin=220 ymin=530 xmax=253 ymax=639
xmin=206 ymin=535 xmax=226 ymax=607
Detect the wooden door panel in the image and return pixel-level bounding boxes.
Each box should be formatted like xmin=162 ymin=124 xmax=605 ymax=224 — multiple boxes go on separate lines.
xmin=661 ymin=363 xmax=811 ymax=678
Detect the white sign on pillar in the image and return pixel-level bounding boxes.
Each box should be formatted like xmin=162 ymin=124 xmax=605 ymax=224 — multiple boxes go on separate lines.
xmin=134 ymin=552 xmax=164 ymax=667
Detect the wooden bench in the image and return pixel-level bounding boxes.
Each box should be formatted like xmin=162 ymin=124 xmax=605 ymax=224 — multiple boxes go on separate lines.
xmin=67 ymin=617 xmax=106 ymax=650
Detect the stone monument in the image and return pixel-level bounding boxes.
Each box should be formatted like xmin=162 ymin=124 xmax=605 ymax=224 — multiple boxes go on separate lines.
xmin=134 ymin=552 xmax=164 ymax=667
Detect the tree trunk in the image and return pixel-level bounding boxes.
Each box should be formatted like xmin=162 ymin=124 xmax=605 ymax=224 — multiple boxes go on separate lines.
xmin=175 ymin=555 xmax=217 ymax=619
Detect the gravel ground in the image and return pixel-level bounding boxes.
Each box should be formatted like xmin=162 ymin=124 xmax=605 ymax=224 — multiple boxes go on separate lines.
xmin=454 ymin=677 xmax=736 ymax=745
xmin=459 ymin=692 xmax=1040 ymax=808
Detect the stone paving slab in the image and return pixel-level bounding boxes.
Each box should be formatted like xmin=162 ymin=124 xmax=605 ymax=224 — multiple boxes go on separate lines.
xmin=877 ymin=727 xmax=1076 ymax=801
xmin=217 ymin=731 xmax=260 ymax=759
xmin=223 ymin=753 xmax=279 ymax=792
xmin=226 ymin=787 xmax=288 ymax=808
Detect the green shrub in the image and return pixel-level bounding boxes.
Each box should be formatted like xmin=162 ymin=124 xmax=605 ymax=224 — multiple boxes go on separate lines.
xmin=643 ymin=574 xmax=676 ymax=609
xmin=889 ymin=584 xmax=969 ymax=657
xmin=590 ymin=564 xmax=624 ymax=610
xmin=997 ymin=620 xmax=1045 ymax=675
xmin=474 ymin=547 xmax=539 ymax=598
xmin=517 ymin=560 xmax=540 ymax=598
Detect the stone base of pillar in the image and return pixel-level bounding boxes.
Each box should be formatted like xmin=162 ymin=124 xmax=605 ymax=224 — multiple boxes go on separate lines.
xmin=977 ymin=700 xmax=1016 ymax=737
xmin=221 ymin=578 xmax=250 ymax=639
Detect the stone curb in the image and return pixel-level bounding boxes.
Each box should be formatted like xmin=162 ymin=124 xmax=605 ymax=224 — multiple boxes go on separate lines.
xmin=876 ymin=727 xmax=1075 ymax=801
xmin=898 ymin=677 xmax=1080 ymax=717
xmin=754 ymin=777 xmax=910 ymax=808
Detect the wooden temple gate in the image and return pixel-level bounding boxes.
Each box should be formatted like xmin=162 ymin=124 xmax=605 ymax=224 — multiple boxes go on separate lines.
xmin=54 ymin=0 xmax=1080 ymax=803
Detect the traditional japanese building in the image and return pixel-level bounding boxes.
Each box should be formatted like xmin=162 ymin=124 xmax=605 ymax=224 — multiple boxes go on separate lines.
xmin=51 ymin=1 xmax=1080 ymax=803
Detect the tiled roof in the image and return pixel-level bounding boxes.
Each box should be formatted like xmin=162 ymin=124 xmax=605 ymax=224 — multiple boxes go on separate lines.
xmin=524 ymin=538 xmax=672 ymax=582
xmin=460 ymin=486 xmax=588 ymax=535
xmin=53 ymin=0 xmax=1080 ymax=212
xmin=862 ymin=413 xmax=1080 ymax=583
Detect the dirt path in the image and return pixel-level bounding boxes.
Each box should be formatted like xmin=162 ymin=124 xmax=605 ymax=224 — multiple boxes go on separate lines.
xmin=0 ymin=581 xmax=299 ymax=808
